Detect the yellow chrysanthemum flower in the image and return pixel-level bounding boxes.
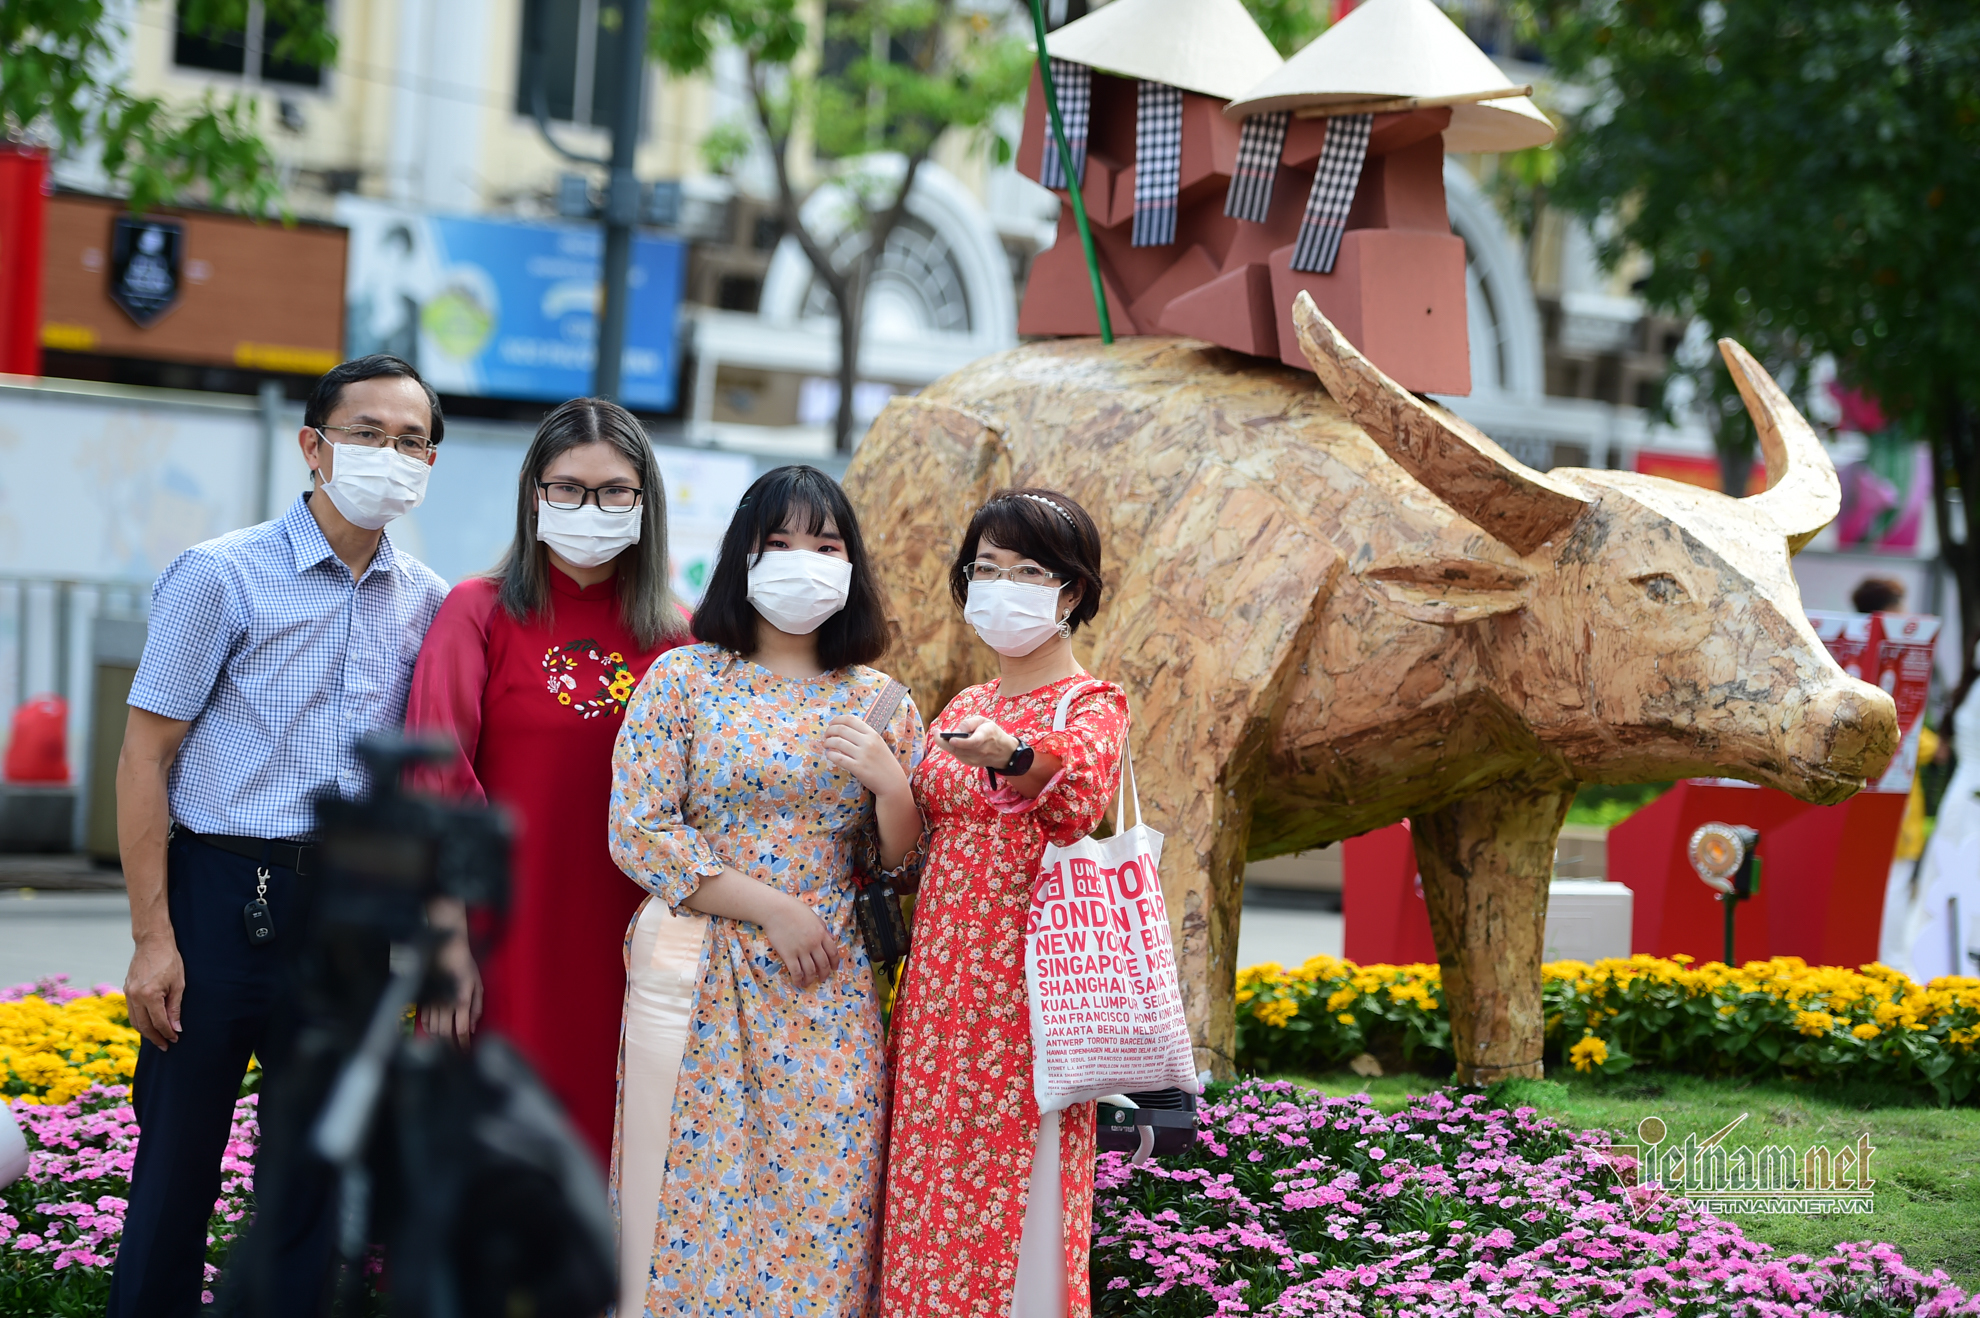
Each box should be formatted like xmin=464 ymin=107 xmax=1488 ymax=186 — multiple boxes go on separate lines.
xmin=1 ymin=991 xmax=140 ymax=1105
xmin=1233 ymin=951 xmax=1980 ymax=1085
xmin=1252 ymin=998 xmax=1299 ymax=1028
xmin=1569 ymin=1033 xmax=1609 ymax=1073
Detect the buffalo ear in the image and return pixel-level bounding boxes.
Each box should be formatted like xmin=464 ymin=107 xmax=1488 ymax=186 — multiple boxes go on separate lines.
xmin=1357 ymin=552 xmax=1532 ymax=626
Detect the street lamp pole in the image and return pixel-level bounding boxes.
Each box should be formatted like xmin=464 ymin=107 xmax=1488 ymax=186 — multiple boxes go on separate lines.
xmin=593 ymin=0 xmax=650 ymax=402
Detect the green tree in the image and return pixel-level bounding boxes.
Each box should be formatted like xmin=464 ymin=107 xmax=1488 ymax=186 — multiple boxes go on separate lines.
xmin=1530 ymin=0 xmax=1980 ymax=696
xmin=1242 ymin=0 xmax=1330 ymax=57
xmin=656 ymin=0 xmax=1030 ymax=452
xmin=2 ymin=0 xmax=333 ymax=214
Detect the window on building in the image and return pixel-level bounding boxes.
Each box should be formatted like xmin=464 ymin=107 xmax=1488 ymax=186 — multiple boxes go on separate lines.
xmin=716 ymin=275 xmax=763 ymax=313
xmin=173 ymin=1 xmax=325 ymax=89
xmin=820 ymin=1 xmax=912 ymax=83
xmin=517 ymin=0 xmax=633 ymax=129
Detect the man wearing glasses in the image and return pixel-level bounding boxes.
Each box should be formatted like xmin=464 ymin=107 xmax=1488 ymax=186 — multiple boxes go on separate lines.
xmin=108 ymin=354 xmax=451 ymax=1316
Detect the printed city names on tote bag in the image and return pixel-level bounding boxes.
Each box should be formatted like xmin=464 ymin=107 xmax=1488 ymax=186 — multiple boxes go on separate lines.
xmin=1024 ymin=681 xmax=1198 ymax=1114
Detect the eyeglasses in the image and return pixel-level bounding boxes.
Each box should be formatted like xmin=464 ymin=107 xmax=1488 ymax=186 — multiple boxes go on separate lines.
xmin=538 ymin=480 xmax=643 ymax=513
xmin=966 ymin=560 xmax=1062 ymax=586
xmin=316 ymin=425 xmax=437 ymax=459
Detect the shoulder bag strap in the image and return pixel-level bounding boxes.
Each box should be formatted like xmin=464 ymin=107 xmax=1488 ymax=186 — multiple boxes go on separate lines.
xmin=853 ymin=678 xmax=912 ymax=830
xmin=1050 ymin=679 xmax=1142 ymax=831
xmin=864 ymin=677 xmax=910 ymax=735
xmin=1115 ymin=733 xmax=1142 ymax=831
xmin=1051 ymin=678 xmax=1096 ymax=732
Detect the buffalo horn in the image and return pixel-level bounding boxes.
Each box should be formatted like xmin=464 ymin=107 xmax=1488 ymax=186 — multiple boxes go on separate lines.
xmin=1718 ymin=338 xmax=1841 ymax=555
xmin=1291 ymin=292 xmax=1589 ymax=557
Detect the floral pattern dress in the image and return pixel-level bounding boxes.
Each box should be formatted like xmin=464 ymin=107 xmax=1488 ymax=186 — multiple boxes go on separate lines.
xmin=879 ymin=674 xmax=1131 ymax=1318
xmin=609 ymin=643 xmax=925 ymax=1318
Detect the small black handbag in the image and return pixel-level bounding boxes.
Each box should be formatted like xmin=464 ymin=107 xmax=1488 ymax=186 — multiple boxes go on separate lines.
xmin=851 ymin=679 xmax=914 ymax=985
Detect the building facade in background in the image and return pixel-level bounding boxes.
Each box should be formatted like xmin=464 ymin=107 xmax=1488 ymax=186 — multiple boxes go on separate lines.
xmin=45 ymin=0 xmax=1052 ymax=453
xmin=4 ymin=0 xmax=1954 ymax=840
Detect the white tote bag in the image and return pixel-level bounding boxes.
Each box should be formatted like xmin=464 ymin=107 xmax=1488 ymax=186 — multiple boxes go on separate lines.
xmin=1025 ymin=681 xmax=1198 ymax=1114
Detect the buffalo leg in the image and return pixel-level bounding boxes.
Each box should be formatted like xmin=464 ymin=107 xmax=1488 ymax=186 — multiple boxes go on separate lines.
xmin=1409 ymin=773 xmax=1575 ymax=1084
xmin=1175 ymin=757 xmax=1270 ymax=1080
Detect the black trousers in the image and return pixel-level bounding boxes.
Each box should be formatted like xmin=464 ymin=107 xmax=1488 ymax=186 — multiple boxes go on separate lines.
xmin=107 ymin=832 xmax=335 ymax=1318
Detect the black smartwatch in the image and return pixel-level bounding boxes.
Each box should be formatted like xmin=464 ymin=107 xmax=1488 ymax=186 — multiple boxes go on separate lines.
xmin=1000 ymin=741 xmax=1036 ymax=778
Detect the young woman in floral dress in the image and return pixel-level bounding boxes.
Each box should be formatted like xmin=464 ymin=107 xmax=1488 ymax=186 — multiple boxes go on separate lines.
xmin=880 ymin=489 xmax=1130 ymax=1318
xmin=609 ymin=465 xmax=926 ymax=1318
xmin=405 ymin=397 xmax=687 ymax=1163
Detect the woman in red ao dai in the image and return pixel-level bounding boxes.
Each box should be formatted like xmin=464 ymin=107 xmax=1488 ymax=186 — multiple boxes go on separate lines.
xmin=406 ymin=397 xmax=689 ymax=1161
xmin=880 ymin=489 xmax=1130 ymax=1318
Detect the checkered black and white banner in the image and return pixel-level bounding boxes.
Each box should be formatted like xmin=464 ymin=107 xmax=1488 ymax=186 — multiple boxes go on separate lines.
xmin=1224 ymin=111 xmax=1289 ymax=223
xmin=1291 ymin=112 xmax=1373 ymax=274
xmin=1040 ymin=59 xmax=1092 ymax=190
xmin=1133 ymin=81 xmax=1184 ymax=246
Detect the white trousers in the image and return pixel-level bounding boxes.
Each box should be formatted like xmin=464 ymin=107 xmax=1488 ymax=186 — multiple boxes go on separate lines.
xmin=1009 ymin=1110 xmax=1066 ymax=1318
xmin=616 ymin=897 xmax=707 ymax=1318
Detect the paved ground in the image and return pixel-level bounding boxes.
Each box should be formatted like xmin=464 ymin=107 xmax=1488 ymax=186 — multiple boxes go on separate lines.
xmin=0 ymin=853 xmax=126 ymax=891
xmin=0 ymin=888 xmax=133 ymax=992
xmin=1234 ymin=895 xmax=1344 ymax=969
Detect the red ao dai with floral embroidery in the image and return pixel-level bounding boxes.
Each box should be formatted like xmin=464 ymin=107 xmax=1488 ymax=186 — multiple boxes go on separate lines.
xmin=405 ymin=570 xmax=684 ymax=1162
xmin=880 ymin=674 xmax=1131 ymax=1318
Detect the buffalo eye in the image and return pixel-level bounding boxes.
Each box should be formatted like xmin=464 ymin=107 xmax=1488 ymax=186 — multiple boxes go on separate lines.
xmin=1633 ymin=573 xmax=1687 ymax=603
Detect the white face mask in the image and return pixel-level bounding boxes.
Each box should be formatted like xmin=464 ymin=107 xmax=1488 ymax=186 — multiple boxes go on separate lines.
xmin=318 ymin=439 xmax=430 ymax=530
xmin=537 ymin=501 xmax=642 ymax=570
xmin=747 ymin=550 xmax=853 ymax=636
xmin=964 ymin=580 xmax=1066 ymax=657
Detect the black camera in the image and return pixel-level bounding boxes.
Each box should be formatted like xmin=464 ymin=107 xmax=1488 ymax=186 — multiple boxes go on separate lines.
xmin=221 ymin=736 xmax=616 ymax=1318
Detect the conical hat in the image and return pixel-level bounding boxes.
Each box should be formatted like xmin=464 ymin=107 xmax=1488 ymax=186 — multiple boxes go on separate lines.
xmin=1041 ymin=0 xmax=1284 ymax=102
xmin=1224 ymin=0 xmax=1555 ymax=153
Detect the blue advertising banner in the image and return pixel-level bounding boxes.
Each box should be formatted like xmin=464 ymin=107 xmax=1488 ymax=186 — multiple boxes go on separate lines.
xmin=337 ymin=197 xmax=686 ymax=410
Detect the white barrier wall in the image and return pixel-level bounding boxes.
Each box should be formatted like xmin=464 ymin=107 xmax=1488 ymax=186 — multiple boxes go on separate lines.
xmin=0 ymin=379 xmax=265 ymax=581
xmin=0 ymin=377 xmax=764 ymax=826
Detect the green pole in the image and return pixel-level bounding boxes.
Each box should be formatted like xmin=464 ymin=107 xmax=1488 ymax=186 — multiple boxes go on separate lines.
xmin=1024 ymin=0 xmax=1113 ymax=344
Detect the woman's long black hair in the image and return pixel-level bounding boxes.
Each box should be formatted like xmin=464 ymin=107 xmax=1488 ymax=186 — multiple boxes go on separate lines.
xmin=691 ymin=465 xmax=891 ymax=669
xmin=491 ymin=397 xmax=684 ymax=650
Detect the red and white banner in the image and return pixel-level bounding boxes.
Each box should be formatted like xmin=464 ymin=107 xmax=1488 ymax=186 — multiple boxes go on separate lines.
xmin=1870 ymin=612 xmax=1940 ymax=794
xmin=1807 ymin=610 xmax=1877 ymax=683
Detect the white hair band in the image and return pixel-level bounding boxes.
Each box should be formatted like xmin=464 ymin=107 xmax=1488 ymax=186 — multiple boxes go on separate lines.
xmin=1011 ymin=493 xmax=1077 ymax=528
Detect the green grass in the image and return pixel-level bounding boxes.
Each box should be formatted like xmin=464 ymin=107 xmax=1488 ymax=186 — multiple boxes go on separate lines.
xmin=1564 ymin=781 xmax=1671 ymax=828
xmin=1274 ymin=1067 xmax=1980 ymax=1291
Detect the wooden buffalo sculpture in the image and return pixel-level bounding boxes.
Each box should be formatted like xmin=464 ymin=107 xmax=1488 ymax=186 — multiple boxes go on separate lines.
xmin=843 ymin=293 xmax=1900 ymax=1082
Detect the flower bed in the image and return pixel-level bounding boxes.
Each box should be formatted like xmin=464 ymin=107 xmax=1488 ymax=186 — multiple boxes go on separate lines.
xmin=1093 ymin=1079 xmax=1980 ymax=1317
xmin=1 ymin=1084 xmax=255 ymax=1312
xmin=1 ymin=978 xmax=253 ymax=1311
xmin=1 ymin=978 xmax=137 ymax=1107
xmin=11 ymin=976 xmax=1977 ymax=1311
xmin=1237 ymin=955 xmax=1980 ymax=1103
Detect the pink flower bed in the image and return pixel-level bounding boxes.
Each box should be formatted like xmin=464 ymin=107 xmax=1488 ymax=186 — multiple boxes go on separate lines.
xmin=1 ymin=1084 xmax=255 ymax=1305
xmin=1 ymin=976 xmax=120 ymax=1005
xmin=1093 ymin=1080 xmax=1980 ymax=1317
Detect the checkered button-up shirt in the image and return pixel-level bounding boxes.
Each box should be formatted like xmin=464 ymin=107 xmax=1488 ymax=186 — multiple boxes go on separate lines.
xmin=129 ymin=492 xmax=449 ymax=840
